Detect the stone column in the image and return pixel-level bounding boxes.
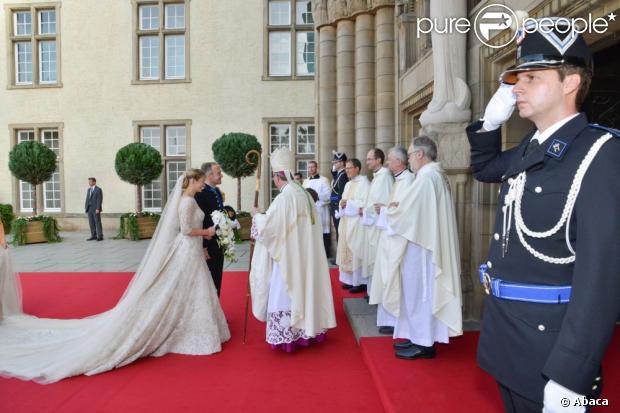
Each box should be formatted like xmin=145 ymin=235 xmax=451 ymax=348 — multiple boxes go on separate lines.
xmin=317 ymin=26 xmax=337 ymax=177
xmin=336 ymin=20 xmax=355 ymax=158
xmin=354 ymin=13 xmax=375 ymax=165
xmin=374 ymin=6 xmax=396 ymax=153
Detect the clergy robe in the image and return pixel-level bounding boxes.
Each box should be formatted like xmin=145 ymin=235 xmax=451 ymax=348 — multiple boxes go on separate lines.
xmin=359 ymin=167 xmax=394 ymax=293
xmin=376 ymin=162 xmax=463 ymax=346
xmin=369 ymin=169 xmax=414 ymax=327
xmin=336 ymin=175 xmax=370 ymax=287
xmin=303 ymin=175 xmax=331 ymax=235
xmin=250 ymin=182 xmax=337 ymax=346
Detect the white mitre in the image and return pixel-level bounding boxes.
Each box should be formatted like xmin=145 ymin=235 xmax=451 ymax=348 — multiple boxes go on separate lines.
xmin=270 ymin=148 xmax=294 ymax=176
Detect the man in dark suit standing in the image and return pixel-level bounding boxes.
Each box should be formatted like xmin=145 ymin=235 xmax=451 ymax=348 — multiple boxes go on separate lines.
xmin=468 ymin=18 xmax=620 ymax=412
xmin=195 ymin=162 xmax=224 ymax=296
xmin=85 ymin=177 xmax=103 ymax=241
xmin=330 ymin=151 xmax=348 ymax=240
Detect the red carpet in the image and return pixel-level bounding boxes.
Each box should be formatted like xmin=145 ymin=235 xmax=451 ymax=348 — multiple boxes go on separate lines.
xmin=360 ymin=328 xmax=620 ymax=413
xmin=2 ymin=271 xmax=619 ymax=412
xmin=0 ymin=270 xmax=384 ymax=413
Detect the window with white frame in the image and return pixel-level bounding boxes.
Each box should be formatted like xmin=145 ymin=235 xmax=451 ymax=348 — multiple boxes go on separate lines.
xmin=136 ymin=1 xmax=188 ymax=82
xmin=17 ymin=130 xmax=35 ymax=212
xmin=267 ymin=0 xmax=314 ymax=78
xmin=13 ymin=126 xmax=63 ymax=213
xmin=41 ymin=130 xmax=61 ymax=211
xmin=8 ymin=7 xmax=59 ymax=87
xmin=268 ymin=120 xmax=315 ymax=200
xmin=139 ymin=122 xmax=189 ymax=211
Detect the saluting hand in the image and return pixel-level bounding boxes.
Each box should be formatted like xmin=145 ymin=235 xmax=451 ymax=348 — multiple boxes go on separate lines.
xmin=481 ymin=83 xmax=516 ymax=132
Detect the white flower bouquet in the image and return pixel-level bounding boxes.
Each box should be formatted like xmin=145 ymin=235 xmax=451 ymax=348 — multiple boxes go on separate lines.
xmin=211 ymin=210 xmax=238 ymax=262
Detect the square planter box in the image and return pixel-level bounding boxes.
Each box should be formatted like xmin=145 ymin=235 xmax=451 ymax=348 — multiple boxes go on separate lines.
xmin=25 ymin=221 xmax=47 ymax=244
xmin=124 ymin=216 xmax=157 ymax=240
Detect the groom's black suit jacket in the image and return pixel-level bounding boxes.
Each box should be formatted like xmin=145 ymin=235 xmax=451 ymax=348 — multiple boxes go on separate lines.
xmin=194 ymin=185 xmax=225 ymax=296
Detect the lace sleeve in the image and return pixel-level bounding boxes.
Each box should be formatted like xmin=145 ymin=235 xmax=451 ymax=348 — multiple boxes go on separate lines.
xmin=178 ymin=197 xmax=194 ymax=236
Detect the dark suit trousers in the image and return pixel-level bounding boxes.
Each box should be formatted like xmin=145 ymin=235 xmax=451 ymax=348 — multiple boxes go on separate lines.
xmin=323 ymin=234 xmax=331 ymax=258
xmin=497 ymin=382 xmax=543 ymax=413
xmin=206 ymin=247 xmax=224 ymax=297
xmin=87 ymin=209 xmax=103 ymax=239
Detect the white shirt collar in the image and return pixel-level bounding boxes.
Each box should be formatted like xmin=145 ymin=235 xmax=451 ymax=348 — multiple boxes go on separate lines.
xmin=531 ymin=113 xmax=579 ymax=144
xmin=394 ymin=169 xmax=411 ymax=181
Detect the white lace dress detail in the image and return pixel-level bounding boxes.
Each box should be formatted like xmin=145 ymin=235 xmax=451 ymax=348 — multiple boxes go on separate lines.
xmin=0 ymin=196 xmax=230 ymax=383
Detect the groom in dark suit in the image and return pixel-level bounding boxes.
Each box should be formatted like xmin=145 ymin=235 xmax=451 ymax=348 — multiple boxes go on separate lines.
xmin=195 ymin=162 xmax=225 ymax=296
xmin=85 ymin=177 xmax=104 ymax=241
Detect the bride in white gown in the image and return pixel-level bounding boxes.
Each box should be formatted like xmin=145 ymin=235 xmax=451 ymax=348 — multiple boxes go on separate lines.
xmin=0 ymin=169 xmax=230 ymax=383
xmin=0 ymin=221 xmax=21 ymax=319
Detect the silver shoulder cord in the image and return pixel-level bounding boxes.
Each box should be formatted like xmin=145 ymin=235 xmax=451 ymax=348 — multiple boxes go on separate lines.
xmin=501 ymin=133 xmax=613 ymax=264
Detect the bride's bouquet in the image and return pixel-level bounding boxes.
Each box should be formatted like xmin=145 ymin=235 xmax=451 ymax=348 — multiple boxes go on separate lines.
xmin=211 ymin=210 xmax=237 ymax=262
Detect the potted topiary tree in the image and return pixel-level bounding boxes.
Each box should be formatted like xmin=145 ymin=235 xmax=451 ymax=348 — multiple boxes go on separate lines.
xmin=212 ymin=133 xmax=261 ymax=240
xmin=114 ymin=142 xmax=163 ymax=240
xmin=8 ymin=141 xmax=61 ymax=245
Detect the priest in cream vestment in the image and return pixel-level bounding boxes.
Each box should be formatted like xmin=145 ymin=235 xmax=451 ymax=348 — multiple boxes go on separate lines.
xmin=250 ymin=148 xmax=337 ymax=352
xmin=336 ymin=159 xmax=370 ymax=292
xmin=374 ymin=137 xmax=462 ymax=359
xmin=359 ymin=149 xmax=393 ymax=295
xmin=369 ymin=147 xmax=414 ymax=334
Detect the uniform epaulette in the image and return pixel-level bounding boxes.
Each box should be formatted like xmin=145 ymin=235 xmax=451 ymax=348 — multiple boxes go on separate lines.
xmin=589 ymin=124 xmax=620 ymax=138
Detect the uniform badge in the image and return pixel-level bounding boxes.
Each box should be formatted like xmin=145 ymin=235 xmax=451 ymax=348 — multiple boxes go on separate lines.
xmin=546 ymin=139 xmax=568 ymax=158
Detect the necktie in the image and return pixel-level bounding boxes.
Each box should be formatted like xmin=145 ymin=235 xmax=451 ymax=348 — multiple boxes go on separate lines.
xmin=524 ymin=138 xmax=540 ymax=157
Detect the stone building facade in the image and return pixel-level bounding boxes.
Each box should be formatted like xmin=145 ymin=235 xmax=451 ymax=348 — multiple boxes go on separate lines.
xmin=313 ymin=0 xmax=620 ymax=320
xmin=1 ymin=0 xmax=316 ymax=229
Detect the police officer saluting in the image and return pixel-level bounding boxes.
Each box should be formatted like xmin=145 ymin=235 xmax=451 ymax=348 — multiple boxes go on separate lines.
xmin=330 ymin=151 xmax=349 ymax=241
xmin=467 ymin=17 xmax=620 ymax=412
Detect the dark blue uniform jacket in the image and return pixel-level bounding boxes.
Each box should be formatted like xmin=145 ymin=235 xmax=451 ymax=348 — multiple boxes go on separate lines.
xmin=467 ymin=113 xmax=620 ymax=401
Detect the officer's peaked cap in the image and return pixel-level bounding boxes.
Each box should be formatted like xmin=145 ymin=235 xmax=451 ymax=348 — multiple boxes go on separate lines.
xmin=332 ymin=151 xmax=347 ymax=162
xmin=501 ymin=17 xmax=593 ymax=84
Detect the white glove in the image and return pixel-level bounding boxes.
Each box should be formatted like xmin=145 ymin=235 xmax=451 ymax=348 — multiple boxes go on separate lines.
xmin=542 ymin=380 xmax=586 ymax=413
xmin=482 ymin=83 xmax=516 ymax=131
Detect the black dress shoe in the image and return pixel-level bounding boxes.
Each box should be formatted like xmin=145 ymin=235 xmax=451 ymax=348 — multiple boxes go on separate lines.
xmin=349 ymin=285 xmax=367 ymax=294
xmin=395 ymin=345 xmax=436 ymax=360
xmin=96 ymin=238 xmax=104 ymax=241
xmin=87 ymin=237 xmax=96 ymax=241
xmin=378 ymin=326 xmax=394 ymax=335
xmin=341 ymin=283 xmax=352 ymax=290
xmin=393 ymin=340 xmax=416 ymax=350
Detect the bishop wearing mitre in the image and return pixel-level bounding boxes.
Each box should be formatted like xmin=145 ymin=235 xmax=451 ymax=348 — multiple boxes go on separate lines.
xmin=250 ymin=148 xmax=337 ymax=352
